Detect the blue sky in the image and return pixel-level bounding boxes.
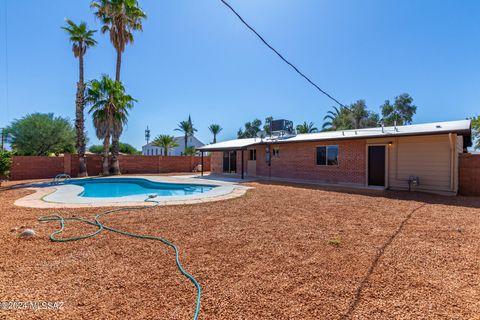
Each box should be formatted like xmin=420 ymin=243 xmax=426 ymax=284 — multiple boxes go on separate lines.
xmin=0 ymin=0 xmax=479 ymax=149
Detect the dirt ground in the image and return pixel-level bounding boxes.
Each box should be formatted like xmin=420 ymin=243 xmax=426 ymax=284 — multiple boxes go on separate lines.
xmin=0 ymin=180 xmax=479 ymax=319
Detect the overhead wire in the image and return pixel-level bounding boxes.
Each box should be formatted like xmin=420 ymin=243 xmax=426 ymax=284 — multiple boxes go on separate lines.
xmin=219 ymin=0 xmax=345 ymax=108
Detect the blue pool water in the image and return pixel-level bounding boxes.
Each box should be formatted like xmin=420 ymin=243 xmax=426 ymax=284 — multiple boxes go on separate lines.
xmin=67 ymin=178 xmax=214 ymax=198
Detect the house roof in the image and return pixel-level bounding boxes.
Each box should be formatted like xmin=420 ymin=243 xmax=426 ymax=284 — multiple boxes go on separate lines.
xmin=143 ymin=136 xmax=204 ymax=148
xmin=198 ymin=119 xmax=472 ymax=151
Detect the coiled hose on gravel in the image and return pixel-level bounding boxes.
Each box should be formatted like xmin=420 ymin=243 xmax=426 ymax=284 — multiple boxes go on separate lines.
xmin=38 ymin=197 xmax=201 ymax=320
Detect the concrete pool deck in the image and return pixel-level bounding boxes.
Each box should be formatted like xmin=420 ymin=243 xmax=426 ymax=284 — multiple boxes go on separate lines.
xmin=14 ymin=175 xmax=251 ymax=208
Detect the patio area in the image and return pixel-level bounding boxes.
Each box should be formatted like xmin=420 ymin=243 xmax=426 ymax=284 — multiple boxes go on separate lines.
xmin=0 ymin=179 xmax=479 ymax=319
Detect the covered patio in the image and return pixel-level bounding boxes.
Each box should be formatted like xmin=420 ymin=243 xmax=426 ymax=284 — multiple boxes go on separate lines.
xmin=198 ymin=138 xmax=259 ymax=179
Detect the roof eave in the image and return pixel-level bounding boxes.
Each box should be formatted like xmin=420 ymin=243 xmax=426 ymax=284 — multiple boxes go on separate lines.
xmin=197 ymin=145 xmax=255 ymax=152
xmin=199 ymin=128 xmax=472 ymax=151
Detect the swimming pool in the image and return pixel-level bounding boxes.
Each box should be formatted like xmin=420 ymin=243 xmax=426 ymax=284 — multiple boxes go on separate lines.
xmin=67 ymin=178 xmax=215 ymax=198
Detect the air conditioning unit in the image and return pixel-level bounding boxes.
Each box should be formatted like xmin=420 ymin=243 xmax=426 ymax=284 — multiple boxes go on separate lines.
xmin=270 ymin=119 xmax=295 ymax=136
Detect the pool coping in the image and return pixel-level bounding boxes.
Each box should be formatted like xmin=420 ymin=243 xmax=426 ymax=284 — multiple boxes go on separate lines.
xmin=14 ymin=175 xmax=251 ymax=208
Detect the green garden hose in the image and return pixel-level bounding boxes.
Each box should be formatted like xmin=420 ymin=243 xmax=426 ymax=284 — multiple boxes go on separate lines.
xmin=38 ymin=197 xmax=202 ymax=320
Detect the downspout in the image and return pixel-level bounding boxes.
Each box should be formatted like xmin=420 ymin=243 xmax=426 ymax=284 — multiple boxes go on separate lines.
xmin=448 ymin=133 xmax=455 ymax=192
xmin=241 ymin=149 xmax=244 ymax=179
xmin=265 ymin=144 xmax=271 ymax=178
xmin=394 ymin=137 xmax=401 ymax=182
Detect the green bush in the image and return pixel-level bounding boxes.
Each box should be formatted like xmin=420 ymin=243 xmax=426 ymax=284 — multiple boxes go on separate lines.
xmin=472 ymin=116 xmax=480 ymax=150
xmin=0 ymin=150 xmax=12 ymax=178
xmin=88 ymin=142 xmax=140 ymax=155
xmin=6 ymin=113 xmax=76 ymax=156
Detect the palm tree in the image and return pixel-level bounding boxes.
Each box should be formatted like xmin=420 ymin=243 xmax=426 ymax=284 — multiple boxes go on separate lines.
xmin=296 ymin=121 xmax=318 ymax=134
xmin=152 ymin=134 xmax=179 ymax=156
xmin=62 ymin=19 xmax=97 ymax=177
xmin=238 ymin=118 xmax=262 ymax=138
xmin=183 ymin=146 xmax=197 ymax=156
xmin=175 ymin=115 xmax=197 ymax=153
xmin=350 ymin=100 xmax=369 ymax=129
xmin=86 ymin=75 xmax=135 ymax=175
xmin=208 ymin=124 xmax=222 ymax=143
xmin=110 ymin=91 xmax=135 ymax=174
xmin=322 ymin=106 xmax=353 ymax=131
xmin=91 ymin=0 xmax=146 ymax=82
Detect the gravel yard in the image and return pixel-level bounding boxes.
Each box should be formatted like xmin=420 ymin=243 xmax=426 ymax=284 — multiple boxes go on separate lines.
xmin=0 ymin=180 xmax=479 ymax=319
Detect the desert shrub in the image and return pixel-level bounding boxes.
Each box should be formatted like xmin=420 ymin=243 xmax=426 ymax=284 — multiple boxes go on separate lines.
xmin=0 ymin=150 xmax=13 ymax=178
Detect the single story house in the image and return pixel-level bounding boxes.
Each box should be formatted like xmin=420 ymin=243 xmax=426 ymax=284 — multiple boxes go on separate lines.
xmin=142 ymin=136 xmax=205 ymax=156
xmin=198 ymin=119 xmax=472 ymax=195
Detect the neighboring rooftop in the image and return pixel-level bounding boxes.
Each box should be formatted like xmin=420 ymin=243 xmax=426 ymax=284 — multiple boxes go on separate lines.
xmin=142 ymin=136 xmax=204 ymax=148
xmin=198 ymin=119 xmax=472 ymax=151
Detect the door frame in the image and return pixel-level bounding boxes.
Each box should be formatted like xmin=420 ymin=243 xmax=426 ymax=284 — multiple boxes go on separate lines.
xmin=365 ymin=143 xmax=389 ymax=188
xmin=223 ymin=150 xmax=237 ymax=174
xmin=247 ymin=148 xmax=257 ymax=177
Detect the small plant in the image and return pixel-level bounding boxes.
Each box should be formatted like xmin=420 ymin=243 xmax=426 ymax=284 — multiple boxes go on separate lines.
xmin=184 ymin=146 xmax=197 ymax=156
xmin=327 ymin=238 xmax=342 ymax=247
xmin=0 ymin=150 xmax=12 ymax=179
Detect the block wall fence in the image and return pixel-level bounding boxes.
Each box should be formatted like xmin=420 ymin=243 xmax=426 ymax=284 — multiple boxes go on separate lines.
xmin=10 ymin=154 xmax=210 ymax=180
xmin=458 ymin=153 xmax=480 ymax=196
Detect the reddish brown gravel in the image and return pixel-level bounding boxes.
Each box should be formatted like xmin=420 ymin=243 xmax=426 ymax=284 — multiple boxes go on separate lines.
xmin=0 ymin=180 xmax=479 ymax=319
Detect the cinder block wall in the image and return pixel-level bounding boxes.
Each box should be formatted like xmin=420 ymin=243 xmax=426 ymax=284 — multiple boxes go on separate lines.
xmin=10 ymin=155 xmax=211 ymax=180
xmin=458 ymin=153 xmax=480 ymax=196
xmin=10 ymin=156 xmax=64 ymax=180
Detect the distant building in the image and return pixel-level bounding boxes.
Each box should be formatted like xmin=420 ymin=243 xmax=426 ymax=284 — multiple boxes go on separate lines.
xmin=142 ymin=136 xmax=205 ymax=156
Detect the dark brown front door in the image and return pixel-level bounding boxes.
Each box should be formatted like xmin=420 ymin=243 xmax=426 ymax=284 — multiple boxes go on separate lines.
xmin=368 ymin=146 xmax=385 ymax=187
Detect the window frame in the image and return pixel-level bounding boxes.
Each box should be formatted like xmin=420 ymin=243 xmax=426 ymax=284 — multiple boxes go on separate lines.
xmin=272 ymin=147 xmax=280 ymax=158
xmin=249 ymin=149 xmax=256 ymax=161
xmin=315 ymin=145 xmax=339 ymax=166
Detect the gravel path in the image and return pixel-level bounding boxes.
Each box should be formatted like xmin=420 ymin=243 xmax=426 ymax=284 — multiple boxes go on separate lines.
xmin=0 ymin=180 xmax=479 ymax=319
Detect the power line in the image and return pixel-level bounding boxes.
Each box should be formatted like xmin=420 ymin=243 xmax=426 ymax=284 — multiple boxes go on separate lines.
xmin=219 ymin=0 xmax=345 ymax=107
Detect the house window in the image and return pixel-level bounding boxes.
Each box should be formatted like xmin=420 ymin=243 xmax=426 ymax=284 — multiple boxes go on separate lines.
xmin=316 ymin=145 xmax=338 ymax=166
xmin=273 ymin=147 xmax=280 ymax=157
xmin=249 ymin=149 xmax=256 ymax=161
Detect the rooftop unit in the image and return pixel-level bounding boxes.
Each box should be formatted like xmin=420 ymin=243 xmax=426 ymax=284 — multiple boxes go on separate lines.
xmin=270 ymin=119 xmax=295 ymax=137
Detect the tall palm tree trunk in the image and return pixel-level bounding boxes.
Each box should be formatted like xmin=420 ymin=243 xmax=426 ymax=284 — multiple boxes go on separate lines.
xmin=115 ymin=51 xmax=122 ymax=82
xmin=111 ymin=133 xmax=121 ymax=175
xmin=184 ymin=134 xmax=188 ymax=154
xmin=102 ymin=133 xmax=110 ymax=175
xmin=76 ymin=52 xmax=88 ymax=177
xmin=213 ymin=134 xmax=217 ymax=144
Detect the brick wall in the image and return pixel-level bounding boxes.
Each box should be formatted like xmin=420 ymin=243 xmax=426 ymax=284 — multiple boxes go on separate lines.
xmin=210 ymin=139 xmax=367 ymax=185
xmin=459 ymin=153 xmax=480 ymax=196
xmin=211 ymin=152 xmax=223 ymax=174
xmin=11 ymin=156 xmax=64 ymax=180
xmin=10 ymin=154 xmax=210 ymax=180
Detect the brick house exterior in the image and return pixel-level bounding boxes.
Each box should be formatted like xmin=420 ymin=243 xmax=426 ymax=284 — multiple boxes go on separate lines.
xmin=211 ymin=140 xmax=367 ymax=185
xmin=200 ymin=120 xmax=473 ymax=195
